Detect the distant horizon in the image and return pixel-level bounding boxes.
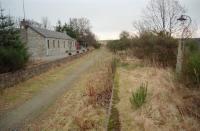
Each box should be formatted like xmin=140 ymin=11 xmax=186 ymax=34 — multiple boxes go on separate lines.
xmin=1 ymin=0 xmax=200 ymax=40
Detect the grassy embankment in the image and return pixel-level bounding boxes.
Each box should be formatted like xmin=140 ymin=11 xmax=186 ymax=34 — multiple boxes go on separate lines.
xmin=116 ymin=57 xmax=200 ymax=131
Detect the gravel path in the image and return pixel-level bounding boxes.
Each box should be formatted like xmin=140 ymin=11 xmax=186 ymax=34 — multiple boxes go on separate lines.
xmin=0 ymin=50 xmax=102 ymax=130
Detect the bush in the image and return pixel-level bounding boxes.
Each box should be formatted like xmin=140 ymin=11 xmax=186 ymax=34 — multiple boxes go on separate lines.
xmin=186 ymin=53 xmax=200 ymax=85
xmin=130 ymin=83 xmax=148 ymax=108
xmin=107 ymin=40 xmax=118 ymax=53
xmin=93 ymin=43 xmax=101 ymax=49
xmin=0 ymin=46 xmax=29 ymax=73
xmin=0 ymin=10 xmax=29 ymax=73
xmin=107 ymin=39 xmax=130 ymax=53
xmin=182 ymin=40 xmax=200 ymax=87
xmin=107 ymin=31 xmax=177 ymax=67
xmin=131 ymin=31 xmax=178 ymax=67
xmin=185 ymin=39 xmax=199 ymax=53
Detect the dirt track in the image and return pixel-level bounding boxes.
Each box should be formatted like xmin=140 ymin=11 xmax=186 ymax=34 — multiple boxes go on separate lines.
xmin=0 ymin=49 xmax=102 ymax=130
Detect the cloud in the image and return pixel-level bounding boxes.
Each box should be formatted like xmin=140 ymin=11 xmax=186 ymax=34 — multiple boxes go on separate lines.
xmin=1 ymin=0 xmax=199 ymax=39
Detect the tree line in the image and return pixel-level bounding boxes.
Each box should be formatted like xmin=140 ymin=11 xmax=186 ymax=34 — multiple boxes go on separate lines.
xmin=0 ymin=8 xmax=100 ymax=73
xmin=107 ymin=0 xmax=200 ymax=87
xmin=55 ymin=18 xmax=100 ymax=48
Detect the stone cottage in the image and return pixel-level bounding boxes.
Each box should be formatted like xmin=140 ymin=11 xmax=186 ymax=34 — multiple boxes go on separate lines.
xmin=20 ymin=20 xmax=77 ymax=60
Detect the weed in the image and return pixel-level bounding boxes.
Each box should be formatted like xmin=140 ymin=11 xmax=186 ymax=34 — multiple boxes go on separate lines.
xmin=130 ymin=82 xmax=148 ymax=109
xmin=74 ymin=115 xmax=96 ymax=130
xmin=85 ymin=62 xmax=113 ymax=107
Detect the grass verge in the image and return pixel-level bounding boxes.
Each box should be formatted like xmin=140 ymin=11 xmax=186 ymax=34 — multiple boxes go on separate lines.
xmin=117 ymin=57 xmax=200 ymax=130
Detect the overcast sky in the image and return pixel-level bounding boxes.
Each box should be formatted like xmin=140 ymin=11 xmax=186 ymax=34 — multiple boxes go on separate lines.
xmin=1 ymin=0 xmax=200 ymax=40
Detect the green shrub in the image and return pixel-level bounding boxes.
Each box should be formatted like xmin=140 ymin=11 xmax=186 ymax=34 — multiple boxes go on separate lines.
xmin=185 ymin=40 xmax=199 ymax=53
xmin=0 ymin=46 xmax=29 ymax=73
xmin=0 ymin=10 xmax=29 ymax=73
xmin=107 ymin=39 xmax=130 ymax=53
xmin=107 ymin=40 xmax=120 ymax=53
xmin=183 ymin=53 xmax=200 ymax=87
xmin=107 ymin=31 xmax=177 ymax=67
xmin=130 ymin=83 xmax=148 ymax=108
xmin=182 ymin=40 xmax=200 ymax=87
xmin=131 ymin=31 xmax=178 ymax=67
xmin=93 ymin=43 xmax=101 ymax=49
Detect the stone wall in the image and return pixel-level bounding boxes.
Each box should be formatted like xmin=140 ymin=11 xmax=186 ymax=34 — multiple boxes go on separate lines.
xmin=0 ymin=50 xmax=92 ymax=89
xmin=21 ymin=28 xmax=77 ymax=61
xmin=26 ymin=28 xmax=46 ymax=59
xmin=46 ymin=38 xmax=76 ymax=56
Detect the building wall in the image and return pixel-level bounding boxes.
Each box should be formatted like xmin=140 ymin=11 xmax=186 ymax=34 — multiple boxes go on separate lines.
xmin=26 ymin=28 xmax=46 ymax=59
xmin=46 ymin=38 xmax=76 ymax=56
xmin=21 ymin=28 xmax=77 ymax=60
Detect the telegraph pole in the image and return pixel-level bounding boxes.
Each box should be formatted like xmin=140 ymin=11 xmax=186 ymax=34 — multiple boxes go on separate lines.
xmin=23 ymin=0 xmax=26 ymax=20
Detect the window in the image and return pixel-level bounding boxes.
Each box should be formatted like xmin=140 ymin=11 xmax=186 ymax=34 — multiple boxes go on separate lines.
xmin=47 ymin=40 xmax=50 ymax=49
xmin=58 ymin=40 xmax=60 ymax=48
xmin=53 ymin=40 xmax=55 ymax=48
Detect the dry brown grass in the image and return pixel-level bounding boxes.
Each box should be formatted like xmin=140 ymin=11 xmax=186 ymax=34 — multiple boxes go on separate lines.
xmin=85 ymin=62 xmax=113 ymax=108
xmin=117 ymin=58 xmax=200 ymax=131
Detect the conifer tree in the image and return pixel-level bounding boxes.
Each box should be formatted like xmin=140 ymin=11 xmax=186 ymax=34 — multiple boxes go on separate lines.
xmin=0 ymin=8 xmax=29 ymax=73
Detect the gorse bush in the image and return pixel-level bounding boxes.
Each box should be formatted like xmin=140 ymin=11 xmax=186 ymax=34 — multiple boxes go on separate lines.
xmin=0 ymin=46 xmax=29 ymax=72
xmin=131 ymin=31 xmax=178 ymax=67
xmin=186 ymin=39 xmax=199 ymax=53
xmin=106 ymin=31 xmax=178 ymax=67
xmin=186 ymin=52 xmax=200 ymax=85
xmin=107 ymin=39 xmax=131 ymax=54
xmin=130 ymin=83 xmax=148 ymax=108
xmin=182 ymin=40 xmax=200 ymax=87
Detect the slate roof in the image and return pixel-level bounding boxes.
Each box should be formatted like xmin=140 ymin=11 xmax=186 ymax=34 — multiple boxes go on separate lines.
xmin=28 ymin=25 xmax=74 ymax=40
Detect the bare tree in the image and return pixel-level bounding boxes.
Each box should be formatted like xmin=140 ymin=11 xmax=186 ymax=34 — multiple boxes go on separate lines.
xmin=142 ymin=0 xmax=185 ymax=36
xmin=69 ymin=18 xmax=90 ymax=35
xmin=41 ymin=17 xmax=50 ymax=29
xmin=69 ymin=18 xmax=91 ymax=40
xmin=119 ymin=31 xmax=130 ymax=39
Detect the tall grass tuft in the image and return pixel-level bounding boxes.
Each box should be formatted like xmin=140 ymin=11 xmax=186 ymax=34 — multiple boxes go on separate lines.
xmin=130 ymin=83 xmax=148 ymax=109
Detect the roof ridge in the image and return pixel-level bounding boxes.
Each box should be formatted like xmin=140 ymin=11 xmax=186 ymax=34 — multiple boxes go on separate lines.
xmin=28 ymin=25 xmax=74 ymax=40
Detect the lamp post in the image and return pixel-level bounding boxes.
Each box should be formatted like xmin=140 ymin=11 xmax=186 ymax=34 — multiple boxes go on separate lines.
xmin=176 ymin=15 xmax=192 ymax=75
